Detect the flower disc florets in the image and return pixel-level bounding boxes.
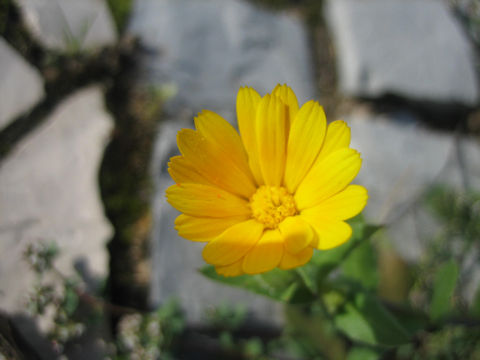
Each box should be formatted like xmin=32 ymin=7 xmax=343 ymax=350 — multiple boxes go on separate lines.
xmin=250 ymin=186 xmax=297 ymax=229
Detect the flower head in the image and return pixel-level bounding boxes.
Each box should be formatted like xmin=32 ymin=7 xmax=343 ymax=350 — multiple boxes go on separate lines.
xmin=166 ymin=85 xmax=367 ymax=276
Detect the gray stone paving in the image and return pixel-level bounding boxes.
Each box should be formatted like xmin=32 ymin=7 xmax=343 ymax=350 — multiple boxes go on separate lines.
xmin=0 ymin=86 xmax=113 ymax=314
xmin=0 ymin=37 xmax=44 ymax=130
xmin=326 ymin=0 xmax=479 ymax=106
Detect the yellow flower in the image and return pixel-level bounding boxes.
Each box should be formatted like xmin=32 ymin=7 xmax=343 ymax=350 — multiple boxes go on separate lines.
xmin=166 ymin=85 xmax=368 ymax=276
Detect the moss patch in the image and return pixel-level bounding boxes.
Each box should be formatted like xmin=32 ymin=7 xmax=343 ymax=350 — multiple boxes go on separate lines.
xmin=100 ymin=41 xmax=162 ymax=312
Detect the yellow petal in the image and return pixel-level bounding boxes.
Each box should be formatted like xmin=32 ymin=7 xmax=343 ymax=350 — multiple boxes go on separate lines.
xmin=242 ymin=229 xmax=284 ymax=274
xmin=256 ymin=94 xmax=287 ymax=186
xmin=278 ymin=216 xmax=314 ymax=254
xmin=168 ymin=156 xmax=210 ymax=185
xmin=216 ymin=259 xmax=245 ymax=277
xmin=174 ymin=214 xmax=248 ymax=242
xmin=194 ymin=110 xmax=252 ymax=177
xmin=284 ymin=100 xmax=327 ymax=193
xmin=177 ymin=128 xmax=256 ymax=198
xmin=295 ymin=148 xmax=362 ymax=210
xmin=202 ymin=220 xmax=264 ymax=266
xmin=301 ymin=185 xmax=368 ymax=221
xmin=301 ymin=215 xmax=352 ymax=250
xmin=272 ymin=84 xmax=299 ymax=127
xmin=166 ymin=183 xmax=250 ymax=218
xmin=278 ymin=246 xmax=313 ymax=270
xmin=237 ymin=87 xmax=263 ymax=185
xmin=316 ymin=120 xmax=351 ymax=162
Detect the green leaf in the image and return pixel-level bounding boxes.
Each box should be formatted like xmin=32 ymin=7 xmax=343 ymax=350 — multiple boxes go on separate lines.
xmin=341 ymin=240 xmax=378 ymax=290
xmin=430 ymin=260 xmax=459 ymax=320
xmin=347 ymin=347 xmax=381 ymax=360
xmin=334 ymin=292 xmax=410 ymax=347
xmin=388 ymin=306 xmax=429 ymax=337
xmin=200 ymin=266 xmax=316 ymax=304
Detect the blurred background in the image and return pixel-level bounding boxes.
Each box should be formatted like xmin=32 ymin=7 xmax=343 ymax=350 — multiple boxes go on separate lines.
xmin=0 ymin=0 xmax=479 ymax=359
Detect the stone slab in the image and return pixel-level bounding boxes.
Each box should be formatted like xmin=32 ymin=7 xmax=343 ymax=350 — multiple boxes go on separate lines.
xmin=326 ymin=0 xmax=479 ymax=106
xmin=0 ymin=37 xmax=44 ymax=130
xmin=346 ymin=111 xmax=452 ymax=261
xmin=150 ymin=120 xmax=284 ymax=325
xmin=348 ymin=111 xmax=454 ymax=224
xmin=0 ymin=86 xmax=113 ymax=315
xmin=347 ymin=109 xmax=480 ymax=264
xmin=16 ymin=0 xmax=117 ymax=52
xmin=128 ymin=0 xmax=315 ymax=120
xmin=138 ymin=0 xmax=317 ymax=325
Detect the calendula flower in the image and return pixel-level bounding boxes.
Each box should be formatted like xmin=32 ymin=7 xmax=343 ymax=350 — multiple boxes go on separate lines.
xmin=166 ymin=85 xmax=367 ymax=276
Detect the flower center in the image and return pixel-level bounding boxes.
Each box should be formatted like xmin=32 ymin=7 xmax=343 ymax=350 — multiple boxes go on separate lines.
xmin=250 ymin=186 xmax=297 ymax=229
